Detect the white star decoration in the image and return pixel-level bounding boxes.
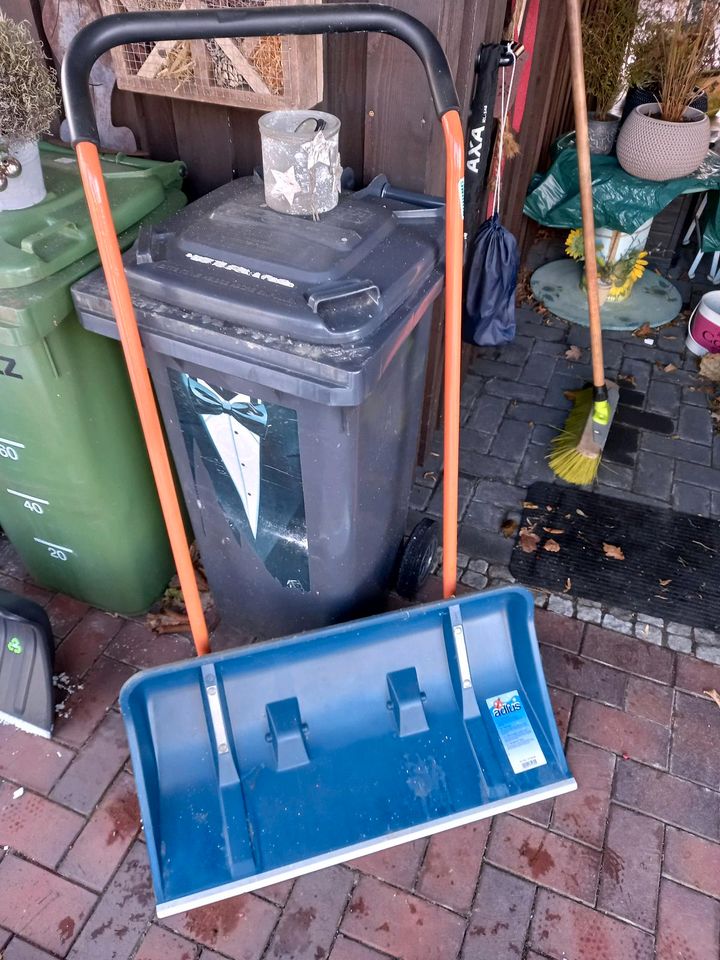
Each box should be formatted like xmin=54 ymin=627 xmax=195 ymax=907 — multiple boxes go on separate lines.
xmin=302 ymin=131 xmax=335 ymax=170
xmin=270 ymin=165 xmax=302 ymax=205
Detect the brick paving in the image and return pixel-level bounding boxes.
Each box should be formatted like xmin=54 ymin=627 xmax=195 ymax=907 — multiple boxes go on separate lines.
xmin=1 ymin=561 xmax=719 ymax=960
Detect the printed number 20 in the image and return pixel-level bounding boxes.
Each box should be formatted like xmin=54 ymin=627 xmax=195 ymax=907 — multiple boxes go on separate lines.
xmin=48 ymin=547 xmax=67 ymax=561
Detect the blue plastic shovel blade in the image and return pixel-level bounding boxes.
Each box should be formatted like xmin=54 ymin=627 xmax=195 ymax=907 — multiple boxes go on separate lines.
xmin=119 ymin=586 xmax=576 ymax=918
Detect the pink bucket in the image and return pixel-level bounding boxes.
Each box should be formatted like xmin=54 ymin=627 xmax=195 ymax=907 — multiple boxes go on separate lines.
xmin=686 ymin=292 xmax=720 ymax=356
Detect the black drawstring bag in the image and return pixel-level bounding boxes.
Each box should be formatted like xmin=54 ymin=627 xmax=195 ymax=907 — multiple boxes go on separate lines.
xmin=462 ymin=44 xmax=520 ymax=347
xmin=463 ymin=214 xmax=519 ymax=346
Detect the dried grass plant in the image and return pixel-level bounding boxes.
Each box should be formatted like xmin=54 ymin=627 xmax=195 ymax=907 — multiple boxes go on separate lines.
xmin=631 ymin=0 xmax=720 ymax=122
xmin=582 ymin=0 xmax=640 ymax=119
xmin=0 ymin=15 xmax=58 ymax=143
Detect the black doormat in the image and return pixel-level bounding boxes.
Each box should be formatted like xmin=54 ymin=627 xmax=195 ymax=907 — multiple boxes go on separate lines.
xmin=509 ymin=482 xmax=719 ymax=631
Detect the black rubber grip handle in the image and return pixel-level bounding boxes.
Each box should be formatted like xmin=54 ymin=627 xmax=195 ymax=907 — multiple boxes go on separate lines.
xmin=61 ymin=3 xmax=460 ymax=145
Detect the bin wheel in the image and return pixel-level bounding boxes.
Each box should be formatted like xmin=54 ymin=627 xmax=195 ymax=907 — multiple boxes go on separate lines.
xmin=396 ymin=518 xmax=439 ymax=599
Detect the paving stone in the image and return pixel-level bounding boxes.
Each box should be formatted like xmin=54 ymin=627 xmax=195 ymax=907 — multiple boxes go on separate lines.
xmin=3 ymin=939 xmax=62 ymax=960
xmin=656 ymin=879 xmax=720 ymax=960
xmin=646 ymin=380 xmax=682 ymax=418
xmin=624 ymin=676 xmax=674 ymax=726
xmin=0 ymin=575 xmax=52 ymax=609
xmin=427 ymin=476 xmax=476 ymax=519
xmin=460 ymin=570 xmax=488 ymax=589
xmin=468 ymin=395 xmax=509 ymax=433
xmin=642 ymin=432 xmax=711 ymax=466
xmin=408 ymin=483 xmax=433 ymax=511
xmin=546 ymin=595 xmax=574 ymax=619
xmin=459 ymin=428 xmax=493 ymax=455
xmin=675 ymin=652 xmax=720 ymax=695
xmin=468 ymin=558 xmax=489 ymax=574
xmin=571 ymin=697 xmax=670 ymax=767
xmin=516 ymin=443 xmax=557 ymax=485
xmin=489 ymin=419 xmax=533 ymax=462
xmin=462 ymin=864 xmax=535 ymax=960
xmin=522 ymin=352 xmax=558 ymax=388
xmin=341 ymin=875 xmax=465 ymax=960
xmin=576 ymin=601 xmax=602 ymax=624
xmin=0 ymin=724 xmax=74 ymax=794
xmin=535 ymin=608 xmax=583 ymax=652
xmin=619 ymin=357 xmax=652 ymax=392
xmin=485 ymin=814 xmax=601 ymax=903
xmin=254 ymin=881 xmax=294 ymax=907
xmin=164 ymin=894 xmax=279 ymax=960
xmin=461 ymin=499 xmax=506 ymax=532
xmin=634 ymin=621 xmax=663 ymax=645
xmin=583 ymin=625 xmax=674 ymax=684
xmin=549 ymin=687 xmax=574 ymax=744
xmin=0 ymin=781 xmax=83 ymax=868
xmin=668 ymin=621 xmax=692 ymax=638
xmin=602 ymin=613 xmax=633 ymax=636
xmin=637 ymin=613 xmax=665 ymax=627
xmin=676 ymin=459 xmax=720 ymax=492
xmin=60 ymin=771 xmax=140 ymax=891
xmin=667 ymin=632 xmax=693 ymax=653
xmin=543 ymin=372 xmax=591 ymax=412
xmin=595 ymin=462 xmax=635 ymax=491
xmin=697 ymin=645 xmax=720 ymax=664
xmin=552 ymin=739 xmax=614 ymax=848
xmin=598 ymin=805 xmax=664 ymax=929
xmin=506 ymin=400 xmax=567 ymax=428
xmin=694 ymin=626 xmax=720 ymax=645
xmin=498 ymin=336 xmax=535 ymax=366
xmin=50 ymin=710 xmax=129 ymax=815
xmin=516 ymin=317 xmax=566 ymax=341
xmin=460 ymin=375 xmax=484 ymax=410
xmin=351 ymin=839 xmax=426 ymax=889
xmin=664 ymin=826 xmax=720 ymax=900
xmin=45 ymin=595 xmax=91 ymax=642
xmin=529 ymin=889 xmax=654 ymax=960
xmin=458 ymin=526 xmax=514 ymax=565
xmin=484 ymin=378 xmax=546 ymax=404
xmin=329 ymin=936 xmax=389 ymax=960
xmin=0 ymin=854 xmax=95 ymax=957
xmin=457 ymin=453 xmax=519 ymax=483
xmin=55 ymin=610 xmax=124 ymax=679
xmin=533 ymin=339 xmax=566 ymax=356
xmin=134 ymin=925 xmax=198 ymax=960
xmin=53 ymin=655 xmax=135 ymax=749
xmin=678 ymin=403 xmax=714 ymax=444
xmin=632 ymin=450 xmax=674 ymax=500
xmin=670 ymin=691 xmax=720 ymax=789
xmin=539 ymin=646 xmax=627 ymax=707
xmin=530 ymin=423 xmax=558 ymax=446
xmin=472 ymin=358 xmax=523 ymax=381
xmin=416 ymin=820 xmax=490 ymax=913
xmin=266 ymin=866 xmax=354 ymax=960
xmin=683 ymin=385 xmax=712 ymax=406
xmin=614 ymin=760 xmax=720 ymax=840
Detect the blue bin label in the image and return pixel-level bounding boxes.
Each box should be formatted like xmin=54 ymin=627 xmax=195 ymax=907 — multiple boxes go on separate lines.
xmin=486 ymin=690 xmax=547 ymax=775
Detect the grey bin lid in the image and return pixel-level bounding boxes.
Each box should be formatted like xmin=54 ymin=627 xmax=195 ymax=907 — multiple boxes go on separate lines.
xmin=126 ymin=176 xmax=444 ymax=346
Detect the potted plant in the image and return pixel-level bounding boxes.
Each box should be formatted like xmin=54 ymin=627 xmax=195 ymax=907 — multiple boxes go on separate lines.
xmin=582 ymin=0 xmax=639 ymax=154
xmin=0 ymin=14 xmax=59 ymax=210
xmin=617 ymin=0 xmax=717 ymax=181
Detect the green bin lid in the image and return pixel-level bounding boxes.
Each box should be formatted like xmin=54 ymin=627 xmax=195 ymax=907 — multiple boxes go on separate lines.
xmin=0 ymin=142 xmax=185 ymax=291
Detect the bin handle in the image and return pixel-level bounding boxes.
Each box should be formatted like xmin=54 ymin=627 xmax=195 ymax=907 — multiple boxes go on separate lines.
xmin=62 ymin=3 xmax=464 ymax=656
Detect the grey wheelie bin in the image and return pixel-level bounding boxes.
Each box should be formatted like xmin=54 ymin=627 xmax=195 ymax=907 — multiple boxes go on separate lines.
xmin=72 ymin=174 xmax=444 ymax=639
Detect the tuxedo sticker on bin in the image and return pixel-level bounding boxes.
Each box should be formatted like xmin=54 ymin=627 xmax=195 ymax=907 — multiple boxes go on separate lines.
xmin=169 ymin=370 xmax=310 ymax=592
xmin=486 ymin=690 xmax=547 ymax=775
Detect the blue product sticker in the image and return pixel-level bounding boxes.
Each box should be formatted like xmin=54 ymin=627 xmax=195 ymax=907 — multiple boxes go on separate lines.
xmin=486 ymin=690 xmax=547 ymax=775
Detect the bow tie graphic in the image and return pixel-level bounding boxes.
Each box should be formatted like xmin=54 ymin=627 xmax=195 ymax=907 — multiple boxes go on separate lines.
xmin=186 ymin=378 xmax=268 ymax=428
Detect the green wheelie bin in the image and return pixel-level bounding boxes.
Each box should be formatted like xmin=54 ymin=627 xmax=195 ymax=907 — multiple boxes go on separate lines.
xmin=0 ymin=143 xmax=186 ymax=614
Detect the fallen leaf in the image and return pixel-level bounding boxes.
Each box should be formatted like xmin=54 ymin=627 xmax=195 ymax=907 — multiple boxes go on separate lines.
xmin=603 ymin=542 xmax=625 ymax=560
xmin=633 ymin=322 xmax=652 ymax=338
xmin=704 ymin=689 xmax=720 ymax=710
xmin=544 ymin=539 xmax=561 ymax=553
xmin=564 ymin=345 xmax=582 ymax=362
xmin=519 ymin=529 xmax=540 ymax=553
xmin=543 ymin=527 xmax=565 ymax=535
xmin=522 ymin=501 xmax=539 ymax=510
xmin=663 ymin=362 xmax=678 ymax=373
xmin=423 ymin=471 xmax=436 ymax=481
xmin=617 ymin=373 xmax=637 ymax=387
xmin=700 ymin=353 xmax=720 ymax=382
xmin=563 ymin=389 xmax=579 ymax=401
xmin=576 ymin=508 xmax=587 ymax=518
xmin=659 ymin=578 xmax=672 ymax=587
xmin=501 ymin=518 xmax=519 ymax=538
xmin=563 ymin=577 xmax=572 ymax=593
xmin=546 ymin=505 xmax=555 ymax=511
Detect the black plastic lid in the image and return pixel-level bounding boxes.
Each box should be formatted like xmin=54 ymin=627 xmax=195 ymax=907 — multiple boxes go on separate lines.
xmin=126 ymin=176 xmax=443 ymax=345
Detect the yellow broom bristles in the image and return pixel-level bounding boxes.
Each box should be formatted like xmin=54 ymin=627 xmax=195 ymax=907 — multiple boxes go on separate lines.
xmin=548 ymin=387 xmax=602 ymax=485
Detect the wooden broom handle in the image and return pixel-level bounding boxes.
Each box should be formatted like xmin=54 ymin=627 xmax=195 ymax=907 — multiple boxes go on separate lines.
xmin=565 ymin=0 xmax=606 ymax=390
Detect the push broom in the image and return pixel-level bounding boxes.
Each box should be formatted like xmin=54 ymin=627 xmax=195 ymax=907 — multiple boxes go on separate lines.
xmin=549 ymin=0 xmax=619 ymax=484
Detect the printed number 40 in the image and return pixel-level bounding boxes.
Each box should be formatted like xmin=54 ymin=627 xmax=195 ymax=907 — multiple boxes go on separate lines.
xmin=24 ymin=500 xmax=43 ymax=514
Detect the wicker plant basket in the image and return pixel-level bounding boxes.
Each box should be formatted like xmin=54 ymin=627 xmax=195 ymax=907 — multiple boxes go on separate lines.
xmin=99 ymin=0 xmax=323 ymax=111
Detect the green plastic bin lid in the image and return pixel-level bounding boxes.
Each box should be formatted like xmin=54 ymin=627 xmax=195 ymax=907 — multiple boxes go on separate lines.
xmin=0 ymin=142 xmax=185 ymax=291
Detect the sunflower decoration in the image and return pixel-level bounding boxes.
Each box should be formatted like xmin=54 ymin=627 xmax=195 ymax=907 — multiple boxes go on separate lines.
xmin=567 ymin=228 xmax=648 ymax=303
